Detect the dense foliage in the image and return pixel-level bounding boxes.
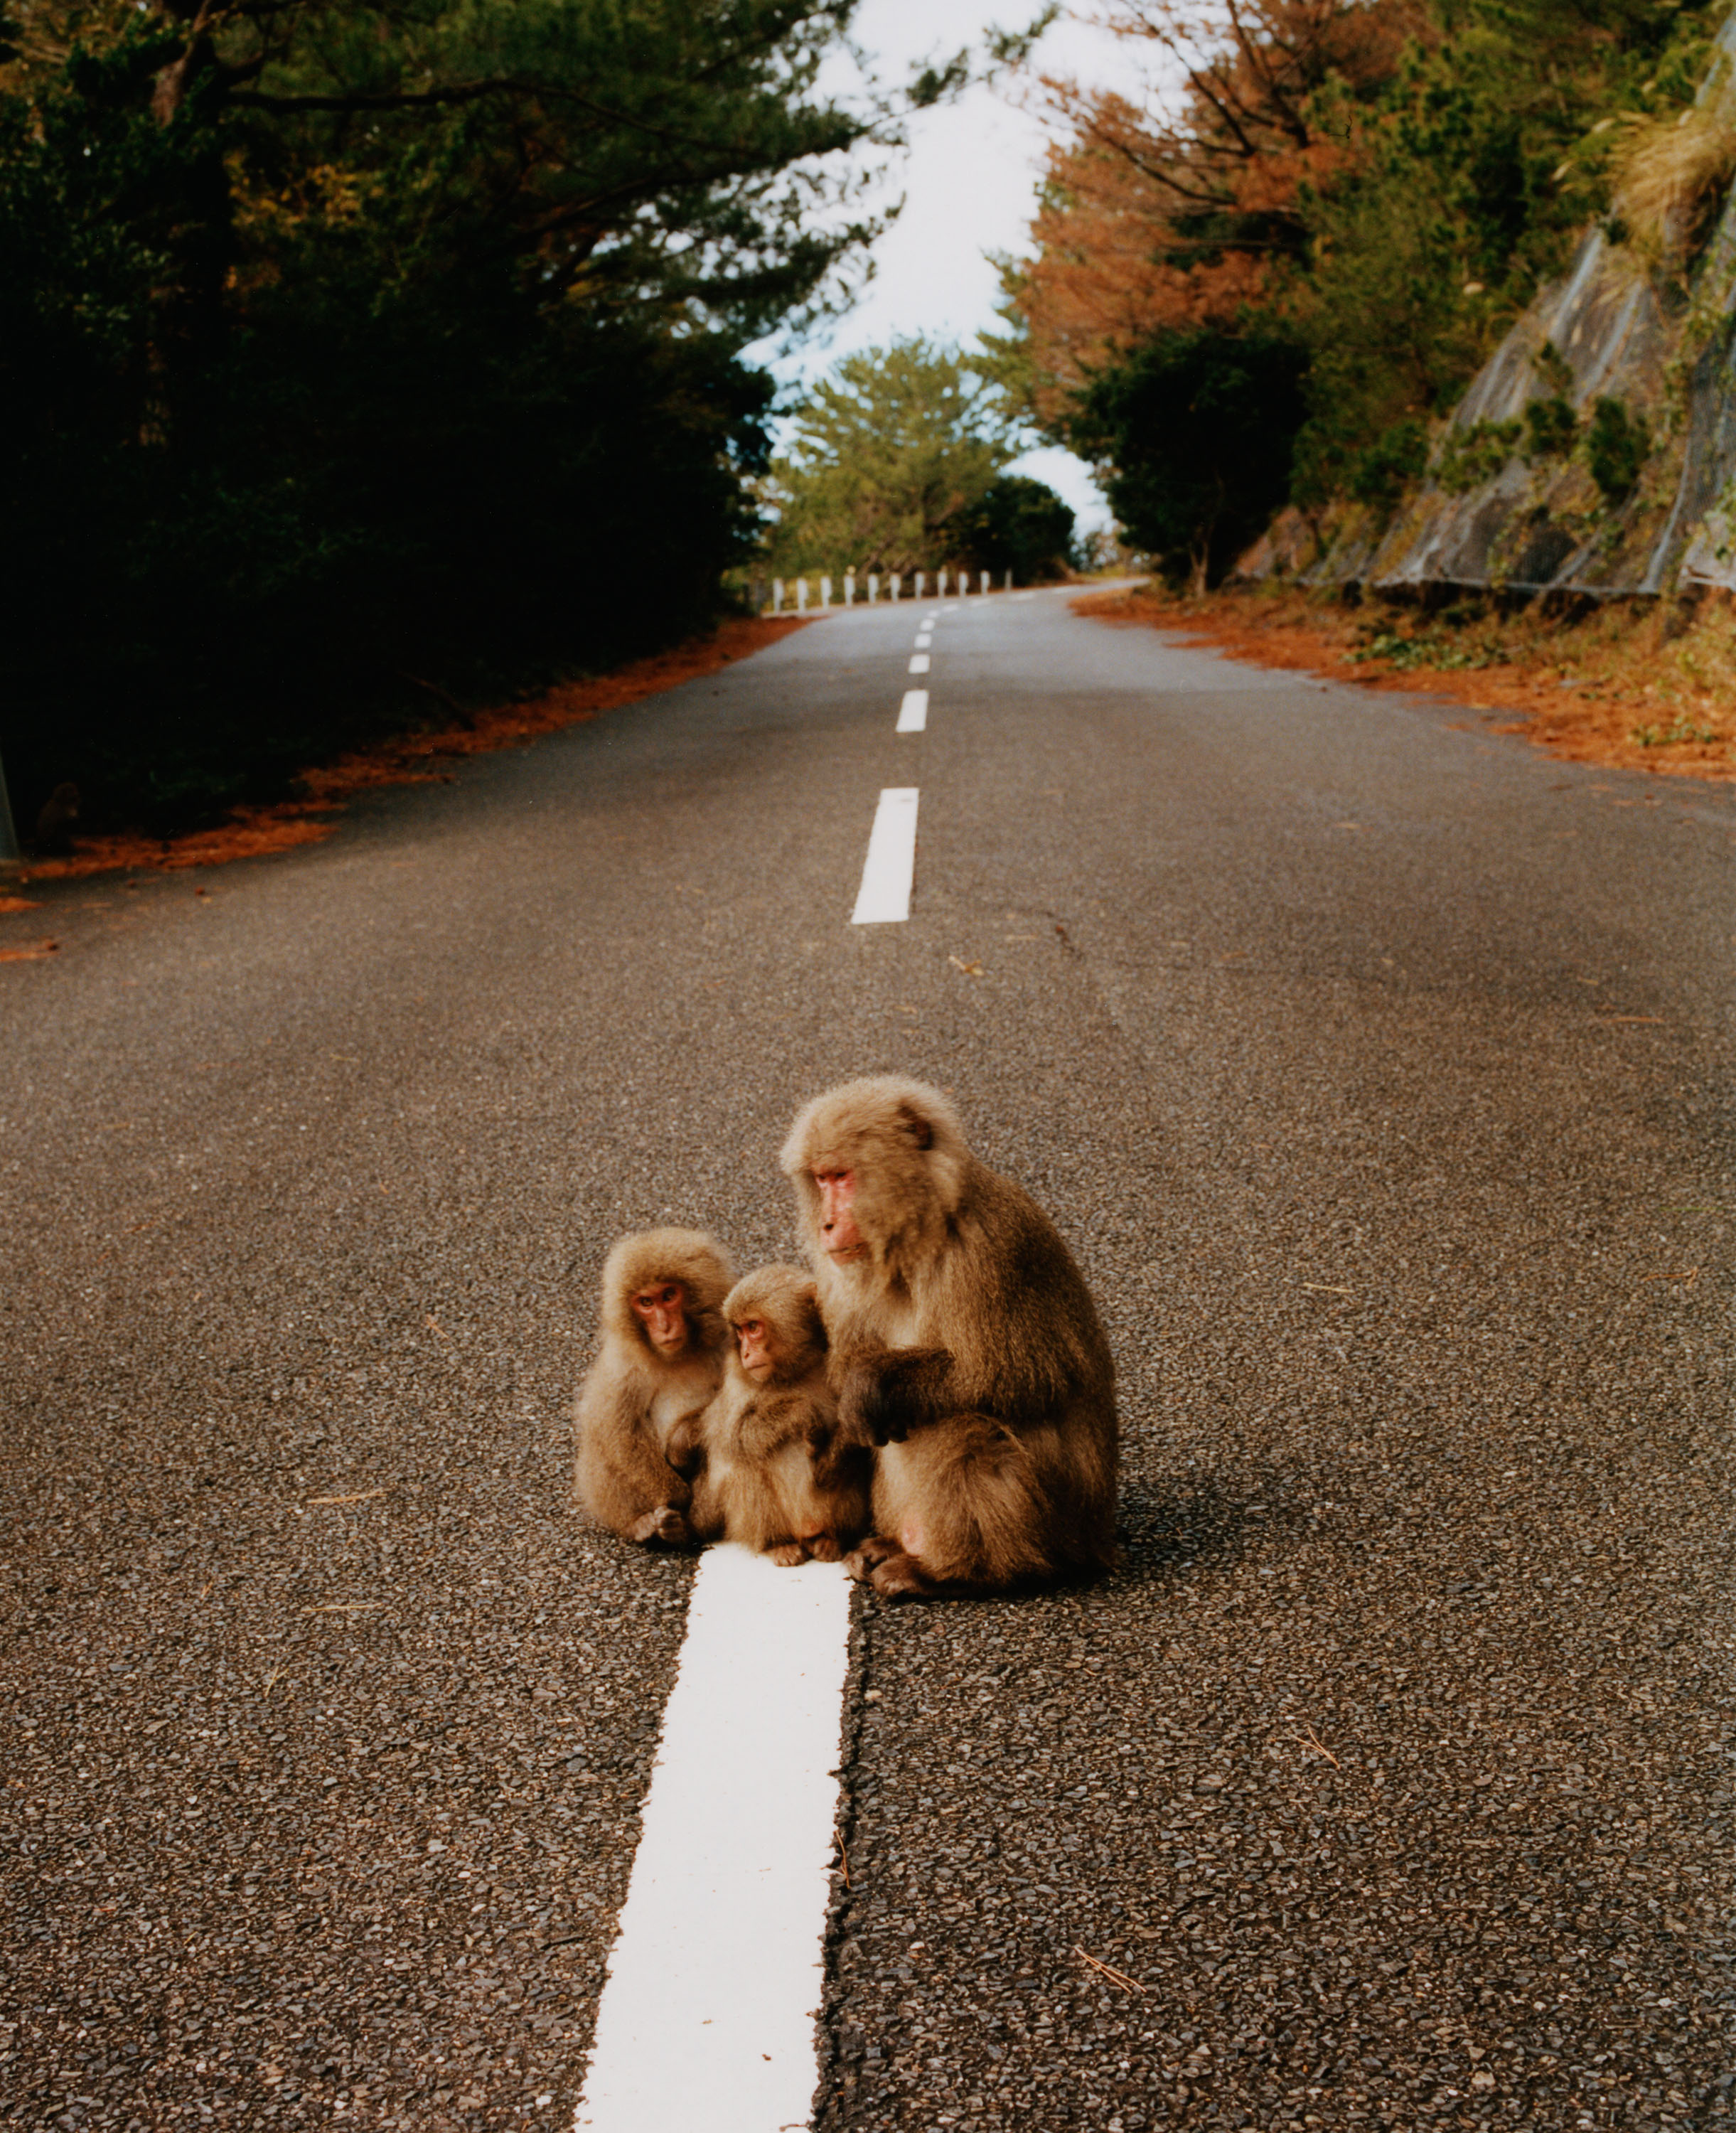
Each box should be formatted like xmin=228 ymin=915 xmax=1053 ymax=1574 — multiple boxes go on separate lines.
xmin=1070 ymin=327 xmax=1308 ymax=589
xmin=953 ymin=474 xmax=1077 ymax=582
xmin=995 ymin=0 xmax=1726 ymax=584
xmin=762 ymin=338 xmax=1018 ymax=574
xmin=0 ymin=0 xmax=943 ymax=831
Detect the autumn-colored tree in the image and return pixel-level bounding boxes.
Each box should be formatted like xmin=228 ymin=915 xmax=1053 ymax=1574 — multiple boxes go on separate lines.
xmin=985 ymin=0 xmax=1419 ymax=427
xmin=993 ymin=0 xmax=1725 ymax=570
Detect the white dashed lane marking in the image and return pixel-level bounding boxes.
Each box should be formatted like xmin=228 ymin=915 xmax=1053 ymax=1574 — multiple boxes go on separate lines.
xmin=908 ymin=653 xmax=930 ymax=674
xmin=851 ymin=787 xmax=919 ymax=924
xmin=574 ymin=1549 xmax=852 ymax=2133
xmin=897 ymin=690 xmax=928 ymax=733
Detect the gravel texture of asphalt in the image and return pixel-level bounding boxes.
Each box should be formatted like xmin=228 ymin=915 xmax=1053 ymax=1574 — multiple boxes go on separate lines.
xmin=2 ymin=587 xmax=1732 ymax=2133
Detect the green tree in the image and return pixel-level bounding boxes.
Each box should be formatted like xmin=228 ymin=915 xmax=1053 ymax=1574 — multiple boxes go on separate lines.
xmin=0 ymin=0 xmax=1002 ymax=830
xmin=763 ymin=338 xmax=1017 ymax=574
xmin=1068 ymin=326 xmax=1309 ymax=591
xmin=953 ymin=474 xmax=1076 ymax=582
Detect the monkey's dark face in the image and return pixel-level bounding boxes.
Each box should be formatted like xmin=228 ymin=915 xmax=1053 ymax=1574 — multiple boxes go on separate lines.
xmin=814 ymin=1169 xmax=867 ymax=1261
xmin=631 ymin=1281 xmax=690 ymax=1357
xmin=735 ymin=1316 xmax=775 ymax=1381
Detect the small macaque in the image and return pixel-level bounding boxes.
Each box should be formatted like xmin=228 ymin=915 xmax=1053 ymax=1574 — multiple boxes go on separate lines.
xmin=572 ymin=1229 xmax=734 ymax=1548
xmin=673 ymin=1266 xmax=872 ymax=1566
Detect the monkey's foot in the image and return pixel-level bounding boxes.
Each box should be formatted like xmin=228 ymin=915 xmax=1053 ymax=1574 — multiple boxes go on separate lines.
xmin=867 ymin=1551 xmax=942 ymax=1602
xmin=628 ymin=1504 xmax=693 ymax=1549
xmin=805 ymin=1534 xmax=842 ymax=1563
xmin=768 ymin=1541 xmax=807 ymax=1567
xmin=843 ymin=1535 xmax=903 ymax=1581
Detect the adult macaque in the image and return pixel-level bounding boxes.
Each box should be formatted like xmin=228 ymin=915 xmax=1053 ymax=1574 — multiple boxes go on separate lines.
xmin=780 ymin=1075 xmax=1117 ymax=1600
xmin=673 ymin=1265 xmax=872 ymax=1566
xmin=572 ymin=1229 xmax=734 ymax=1547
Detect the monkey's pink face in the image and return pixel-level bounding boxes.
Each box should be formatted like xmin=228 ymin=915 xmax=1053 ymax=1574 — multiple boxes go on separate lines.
xmin=736 ymin=1317 xmax=774 ymax=1381
xmin=631 ymin=1282 xmax=689 ymax=1356
xmin=814 ymin=1168 xmax=866 ymax=1261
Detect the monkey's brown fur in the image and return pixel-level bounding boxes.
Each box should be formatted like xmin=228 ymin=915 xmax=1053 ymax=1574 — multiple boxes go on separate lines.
xmin=572 ymin=1229 xmax=734 ymax=1548
xmin=675 ymin=1265 xmax=872 ymax=1566
xmin=781 ymin=1076 xmax=1117 ymax=1600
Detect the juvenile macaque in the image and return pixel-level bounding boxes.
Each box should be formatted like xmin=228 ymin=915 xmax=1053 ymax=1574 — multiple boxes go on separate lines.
xmin=781 ymin=1075 xmax=1117 ymax=1600
xmin=572 ymin=1229 xmax=734 ymax=1547
xmin=674 ymin=1265 xmax=872 ymax=1566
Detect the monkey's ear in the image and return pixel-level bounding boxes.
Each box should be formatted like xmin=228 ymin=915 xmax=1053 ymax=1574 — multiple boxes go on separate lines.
xmin=896 ymin=1102 xmax=935 ymax=1152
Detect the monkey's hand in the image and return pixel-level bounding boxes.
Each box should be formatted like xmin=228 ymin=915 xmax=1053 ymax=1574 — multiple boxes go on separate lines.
xmin=808 ymin=1423 xmax=871 ymax=1491
xmin=837 ymin=1347 xmax=953 ymax=1446
xmin=664 ymin=1413 xmax=707 ymax=1480
xmin=734 ymin=1391 xmax=813 ymax=1463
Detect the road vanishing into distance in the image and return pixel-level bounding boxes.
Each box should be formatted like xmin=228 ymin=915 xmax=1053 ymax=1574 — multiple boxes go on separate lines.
xmin=3 ymin=588 xmax=1734 ymax=2133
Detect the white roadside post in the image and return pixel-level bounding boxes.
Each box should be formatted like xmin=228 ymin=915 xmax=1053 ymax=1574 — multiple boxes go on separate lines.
xmin=1004 ymin=568 xmax=1013 ymax=591
xmin=844 ymin=571 xmax=855 ymax=606
xmin=820 ymin=575 xmax=832 ymax=610
xmin=913 ymin=571 xmax=925 ymax=600
xmin=981 ymin=570 xmax=990 ymax=596
xmin=797 ymin=578 xmax=808 ymax=613
xmin=868 ymin=573 xmax=879 ymax=604
xmin=772 ymin=577 xmax=784 ymax=614
xmin=938 ymin=567 xmax=949 ymax=597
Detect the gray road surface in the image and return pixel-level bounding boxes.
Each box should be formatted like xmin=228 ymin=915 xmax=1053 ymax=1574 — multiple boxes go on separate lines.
xmin=2 ymin=589 xmax=1732 ymax=2133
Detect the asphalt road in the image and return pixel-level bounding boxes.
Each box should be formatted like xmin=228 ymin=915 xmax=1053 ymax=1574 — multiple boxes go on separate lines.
xmin=3 ymin=587 xmax=1732 ymax=2133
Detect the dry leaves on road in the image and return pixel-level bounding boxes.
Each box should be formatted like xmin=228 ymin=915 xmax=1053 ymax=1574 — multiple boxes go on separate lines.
xmin=0 ymin=939 xmax=59 ymax=963
xmin=1076 ymin=582 xmax=1736 ymax=781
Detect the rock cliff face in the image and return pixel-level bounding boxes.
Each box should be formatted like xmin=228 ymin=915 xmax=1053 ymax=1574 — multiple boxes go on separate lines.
xmin=1243 ymin=12 xmax=1736 ymax=599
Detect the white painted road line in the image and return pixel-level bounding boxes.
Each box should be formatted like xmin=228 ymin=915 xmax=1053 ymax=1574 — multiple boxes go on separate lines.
xmin=896 ymin=689 xmax=928 ymax=733
xmin=851 ymin=787 xmax=919 ymax=924
xmin=914 ymin=633 xmax=932 ymax=648
xmin=574 ymin=1548 xmax=852 ymax=2133
xmin=908 ymin=652 xmax=930 ymax=674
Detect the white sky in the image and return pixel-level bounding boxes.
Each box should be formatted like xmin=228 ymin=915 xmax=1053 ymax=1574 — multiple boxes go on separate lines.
xmin=756 ymin=1 xmax=1135 ymax=532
